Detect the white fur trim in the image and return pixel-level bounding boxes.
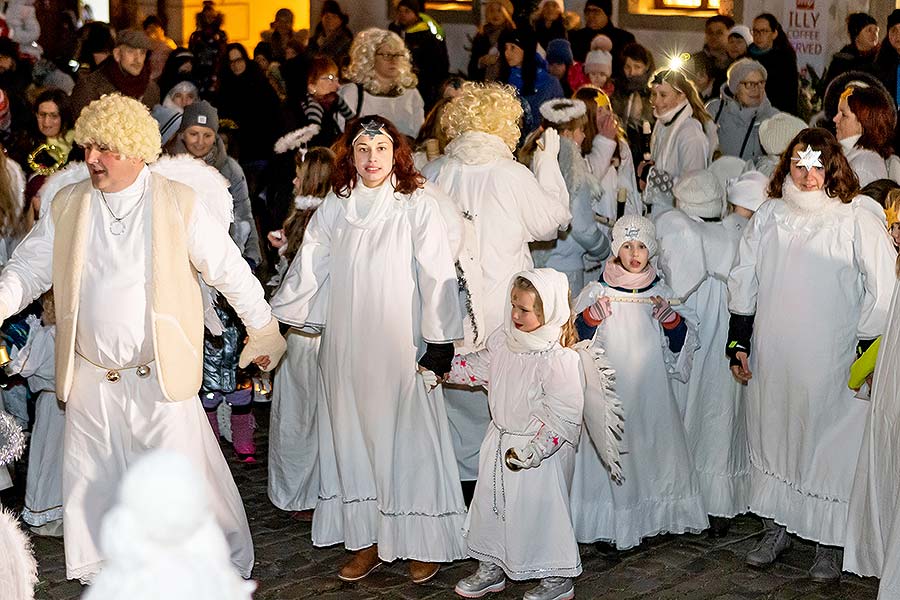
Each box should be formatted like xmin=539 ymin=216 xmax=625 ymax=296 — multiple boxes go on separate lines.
xmin=274 ymin=124 xmax=321 ymax=155
xmin=294 ymin=194 xmax=325 ymax=210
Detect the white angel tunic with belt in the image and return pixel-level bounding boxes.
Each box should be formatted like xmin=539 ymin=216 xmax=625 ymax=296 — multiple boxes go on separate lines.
xmin=727 ymin=182 xmax=895 ymax=545
xmin=447 ymin=331 xmax=584 ymax=580
xmin=0 ymin=166 xmax=268 ymax=582
xmin=270 ymin=180 xmax=468 ymax=562
xmin=570 ymin=279 xmax=708 ymax=549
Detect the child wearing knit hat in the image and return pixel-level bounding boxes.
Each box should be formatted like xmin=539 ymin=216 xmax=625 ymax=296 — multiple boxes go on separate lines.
xmin=570 ymin=214 xmax=709 ymax=552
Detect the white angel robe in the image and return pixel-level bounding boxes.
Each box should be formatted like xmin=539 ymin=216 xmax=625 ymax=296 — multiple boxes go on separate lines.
xmin=841 ymin=135 xmax=888 ymax=188
xmin=338 ymin=83 xmax=425 ymax=138
xmin=422 ymin=130 xmax=572 ymax=480
xmin=267 ymin=330 xmax=321 ymax=512
xmin=656 ymin=210 xmax=750 ymax=518
xmin=570 ymin=279 xmax=708 ymax=549
xmin=586 ymin=134 xmax=642 ymax=234
xmin=8 ymin=316 xmax=63 ymax=528
xmin=727 ymin=183 xmax=896 ymax=545
xmin=844 ymin=279 xmax=900 ymax=598
xmin=447 ymin=332 xmax=584 ymax=579
xmin=270 ymin=180 xmax=467 ymax=562
xmin=0 ymin=167 xmax=267 ymax=581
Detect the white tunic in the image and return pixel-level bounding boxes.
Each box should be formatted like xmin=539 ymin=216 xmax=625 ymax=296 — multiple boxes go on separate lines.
xmin=727 ymin=184 xmax=896 ymax=545
xmin=656 ymin=209 xmax=750 ymax=518
xmin=447 ymin=332 xmax=584 ymax=580
xmin=841 ymin=135 xmax=889 ymax=188
xmin=270 ymin=180 xmax=467 ymax=562
xmin=0 ymin=167 xmax=270 ymax=581
xmin=423 ymin=131 xmax=572 ymax=480
xmin=338 ymin=83 xmax=425 ymax=138
xmin=586 ymin=134 xmax=642 ymax=235
xmin=844 ymin=278 xmax=900 ymax=598
xmin=8 ymin=316 xmax=63 ymax=527
xmin=267 ymin=329 xmax=321 ymax=512
xmin=570 ymin=279 xmax=708 ymax=549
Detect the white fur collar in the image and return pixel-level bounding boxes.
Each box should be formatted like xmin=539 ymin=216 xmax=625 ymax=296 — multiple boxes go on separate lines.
xmin=781 ymin=177 xmax=838 ymax=213
xmin=444 ymin=131 xmax=513 ymax=165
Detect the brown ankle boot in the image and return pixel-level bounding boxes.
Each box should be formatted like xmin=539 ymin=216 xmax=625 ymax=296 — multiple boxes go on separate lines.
xmin=409 ymin=560 xmax=440 ymax=584
xmin=338 ymin=545 xmax=382 ymax=581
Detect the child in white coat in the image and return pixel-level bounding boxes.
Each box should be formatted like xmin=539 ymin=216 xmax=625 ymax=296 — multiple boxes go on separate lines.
xmin=442 ymin=269 xmax=584 ymax=600
xmin=570 ymin=215 xmax=708 ymax=550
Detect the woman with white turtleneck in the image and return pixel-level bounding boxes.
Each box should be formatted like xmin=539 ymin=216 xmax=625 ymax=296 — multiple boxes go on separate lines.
xmin=642 ymin=68 xmax=716 ymax=214
xmin=833 ymin=83 xmax=893 ymax=187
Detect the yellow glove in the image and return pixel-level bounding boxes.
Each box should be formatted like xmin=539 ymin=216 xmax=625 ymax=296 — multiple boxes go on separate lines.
xmin=238 ymin=318 xmax=286 ymax=371
xmin=849 ymin=337 xmax=881 ymax=391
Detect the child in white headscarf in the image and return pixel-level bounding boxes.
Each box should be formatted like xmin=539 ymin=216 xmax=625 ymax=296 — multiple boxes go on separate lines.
xmin=437 ymin=268 xmax=584 ymax=600
xmin=570 ymin=215 xmax=708 ymax=551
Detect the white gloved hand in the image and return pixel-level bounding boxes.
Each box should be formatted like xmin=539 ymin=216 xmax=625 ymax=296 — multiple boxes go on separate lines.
xmin=539 ymin=127 xmax=561 ymax=156
xmin=507 ymin=442 xmax=544 ymax=469
xmin=238 ymin=318 xmax=287 ymax=371
xmin=420 ymin=369 xmax=439 ymax=391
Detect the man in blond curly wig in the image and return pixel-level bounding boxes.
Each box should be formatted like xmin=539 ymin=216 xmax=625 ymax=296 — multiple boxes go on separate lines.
xmin=422 ymin=81 xmax=572 ymax=485
xmin=0 ymin=93 xmax=286 ymax=583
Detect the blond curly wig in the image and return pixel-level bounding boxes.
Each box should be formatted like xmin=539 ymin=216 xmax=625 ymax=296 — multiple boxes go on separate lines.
xmin=441 ymin=82 xmax=523 ymax=151
xmin=74 ymin=94 xmax=161 ymax=163
xmin=343 ymin=28 xmax=418 ymax=94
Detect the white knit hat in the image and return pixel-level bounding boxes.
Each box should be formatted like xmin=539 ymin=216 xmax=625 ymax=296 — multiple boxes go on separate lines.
xmin=674 ymin=169 xmax=725 ymax=219
xmin=727 ymin=170 xmax=769 ymax=213
xmin=612 ymin=214 xmax=658 ymax=257
xmin=726 ymin=58 xmax=767 ymax=95
xmin=759 ymin=112 xmax=807 ymax=156
xmin=585 ymin=49 xmax=612 ymax=66
xmin=728 ymin=25 xmax=752 ymax=46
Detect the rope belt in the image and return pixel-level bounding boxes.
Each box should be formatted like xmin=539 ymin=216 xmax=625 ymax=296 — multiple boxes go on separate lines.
xmin=490 ymin=421 xmax=532 ymax=522
xmin=75 ymin=351 xmax=154 ymax=383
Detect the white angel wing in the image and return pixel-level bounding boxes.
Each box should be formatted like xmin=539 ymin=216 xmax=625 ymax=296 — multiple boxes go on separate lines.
xmin=37 ymin=161 xmax=89 ymax=220
xmin=149 ymin=155 xmax=233 ymax=229
xmin=575 ymin=340 xmax=625 ymax=483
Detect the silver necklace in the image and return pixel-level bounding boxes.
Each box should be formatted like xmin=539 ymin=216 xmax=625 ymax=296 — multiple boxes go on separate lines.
xmin=99 ymin=183 xmax=146 ymax=236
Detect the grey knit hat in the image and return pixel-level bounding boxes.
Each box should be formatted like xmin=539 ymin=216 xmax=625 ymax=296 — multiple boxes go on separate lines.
xmin=727 ymin=58 xmax=767 ymax=95
xmin=180 ymin=100 xmax=219 ymax=133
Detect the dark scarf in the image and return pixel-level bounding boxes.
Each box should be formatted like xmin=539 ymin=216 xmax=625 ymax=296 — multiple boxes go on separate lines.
xmin=99 ymin=56 xmax=151 ymax=99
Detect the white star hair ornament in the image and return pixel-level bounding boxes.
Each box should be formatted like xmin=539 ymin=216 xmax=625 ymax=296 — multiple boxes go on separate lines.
xmin=792 ymin=145 xmax=823 ymax=171
xmin=352 ymin=119 xmax=394 ymax=144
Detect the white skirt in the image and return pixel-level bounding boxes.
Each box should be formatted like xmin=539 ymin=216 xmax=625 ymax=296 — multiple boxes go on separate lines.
xmin=267 ymin=331 xmax=321 ymax=511
xmin=22 ymin=391 xmax=65 ymax=526
xmin=62 ymin=356 xmax=254 ymax=582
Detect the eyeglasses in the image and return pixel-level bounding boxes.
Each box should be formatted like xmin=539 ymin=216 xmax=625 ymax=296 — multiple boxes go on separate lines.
xmin=319 ymin=74 xmax=337 ymax=81
xmin=739 ymin=80 xmax=766 ymax=90
xmin=376 ymin=52 xmax=405 ymax=60
xmin=751 ymin=28 xmax=772 ymax=35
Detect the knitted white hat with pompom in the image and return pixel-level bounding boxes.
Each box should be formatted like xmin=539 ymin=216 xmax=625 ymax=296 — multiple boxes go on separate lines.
xmin=759 ymin=112 xmax=807 ymax=156
xmin=612 ymin=214 xmax=658 ymax=257
xmin=727 ymin=170 xmax=769 ymax=213
xmin=674 ymin=169 xmax=725 ymax=219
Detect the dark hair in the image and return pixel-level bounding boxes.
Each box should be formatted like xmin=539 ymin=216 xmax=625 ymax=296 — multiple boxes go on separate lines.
xmin=687 ymin=52 xmax=714 ymax=79
xmin=753 ymin=13 xmax=795 ymax=54
xmin=282 ymin=146 xmax=335 ymax=262
xmin=816 ymin=70 xmax=890 ymax=132
xmin=706 ymin=15 xmax=735 ymax=29
xmin=307 ymin=54 xmax=339 ymax=85
xmin=499 ymin=27 xmax=538 ymax=96
xmin=846 ymin=85 xmax=897 ymax=158
xmin=619 ymin=41 xmax=655 ymax=72
xmin=142 ymin=15 xmax=163 ymax=30
xmin=33 ymin=88 xmax=74 ymax=133
xmin=253 ymin=41 xmax=274 ymax=61
xmin=768 ymin=128 xmax=859 ymax=203
xmin=860 ymin=178 xmax=900 ymax=207
xmin=331 ymin=115 xmax=424 ymax=197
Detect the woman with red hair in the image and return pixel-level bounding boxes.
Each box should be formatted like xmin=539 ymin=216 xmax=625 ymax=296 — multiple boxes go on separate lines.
xmin=834 ymin=83 xmax=896 ymax=186
xmin=270 ymin=115 xmax=466 ymax=584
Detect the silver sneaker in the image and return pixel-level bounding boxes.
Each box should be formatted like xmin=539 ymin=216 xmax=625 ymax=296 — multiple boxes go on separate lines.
xmin=455 ymin=561 xmax=506 ymax=598
xmin=746 ymin=519 xmax=791 ymax=567
xmin=808 ymin=544 xmax=842 ymax=582
xmin=522 ymin=577 xmax=575 ymax=600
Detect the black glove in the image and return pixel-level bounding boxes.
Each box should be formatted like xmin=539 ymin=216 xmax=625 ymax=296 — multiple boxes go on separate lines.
xmin=418 ymin=342 xmax=455 ymax=377
xmin=725 ymin=313 xmax=755 ymax=368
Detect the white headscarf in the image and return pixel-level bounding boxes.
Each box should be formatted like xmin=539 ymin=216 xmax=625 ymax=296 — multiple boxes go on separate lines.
xmin=504 ymin=268 xmax=572 ymax=354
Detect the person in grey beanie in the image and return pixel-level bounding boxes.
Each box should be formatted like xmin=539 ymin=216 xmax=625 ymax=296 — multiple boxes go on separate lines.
xmin=171 ymin=100 xmax=261 ymax=268
xmin=706 ymin=58 xmax=778 ymax=161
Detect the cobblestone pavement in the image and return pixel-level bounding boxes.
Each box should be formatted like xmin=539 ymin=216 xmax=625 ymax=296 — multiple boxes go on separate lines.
xmin=3 ymin=403 xmax=880 ymax=600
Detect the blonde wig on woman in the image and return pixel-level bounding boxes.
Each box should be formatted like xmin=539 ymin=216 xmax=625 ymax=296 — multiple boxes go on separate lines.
xmin=441 ymin=81 xmax=523 ymax=151
xmin=343 ymin=28 xmax=418 ymax=95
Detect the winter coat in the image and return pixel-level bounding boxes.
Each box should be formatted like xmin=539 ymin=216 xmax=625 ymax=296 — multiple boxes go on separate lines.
xmin=509 ymin=59 xmax=564 ymax=133
xmin=214 ymin=63 xmax=283 ymax=163
xmin=569 ymin=24 xmax=635 ymax=76
xmin=201 ymin=299 xmax=245 ymax=392
xmin=748 ymin=44 xmax=799 ymax=115
xmin=876 ymin=41 xmax=900 ymax=108
xmin=823 ymin=44 xmax=879 ymax=94
xmin=390 ymin=15 xmax=450 ymax=110
xmin=469 ymin=25 xmax=512 ymax=82
xmin=707 ymin=87 xmax=778 ymax=161
xmin=70 ymin=57 xmax=160 ymax=118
